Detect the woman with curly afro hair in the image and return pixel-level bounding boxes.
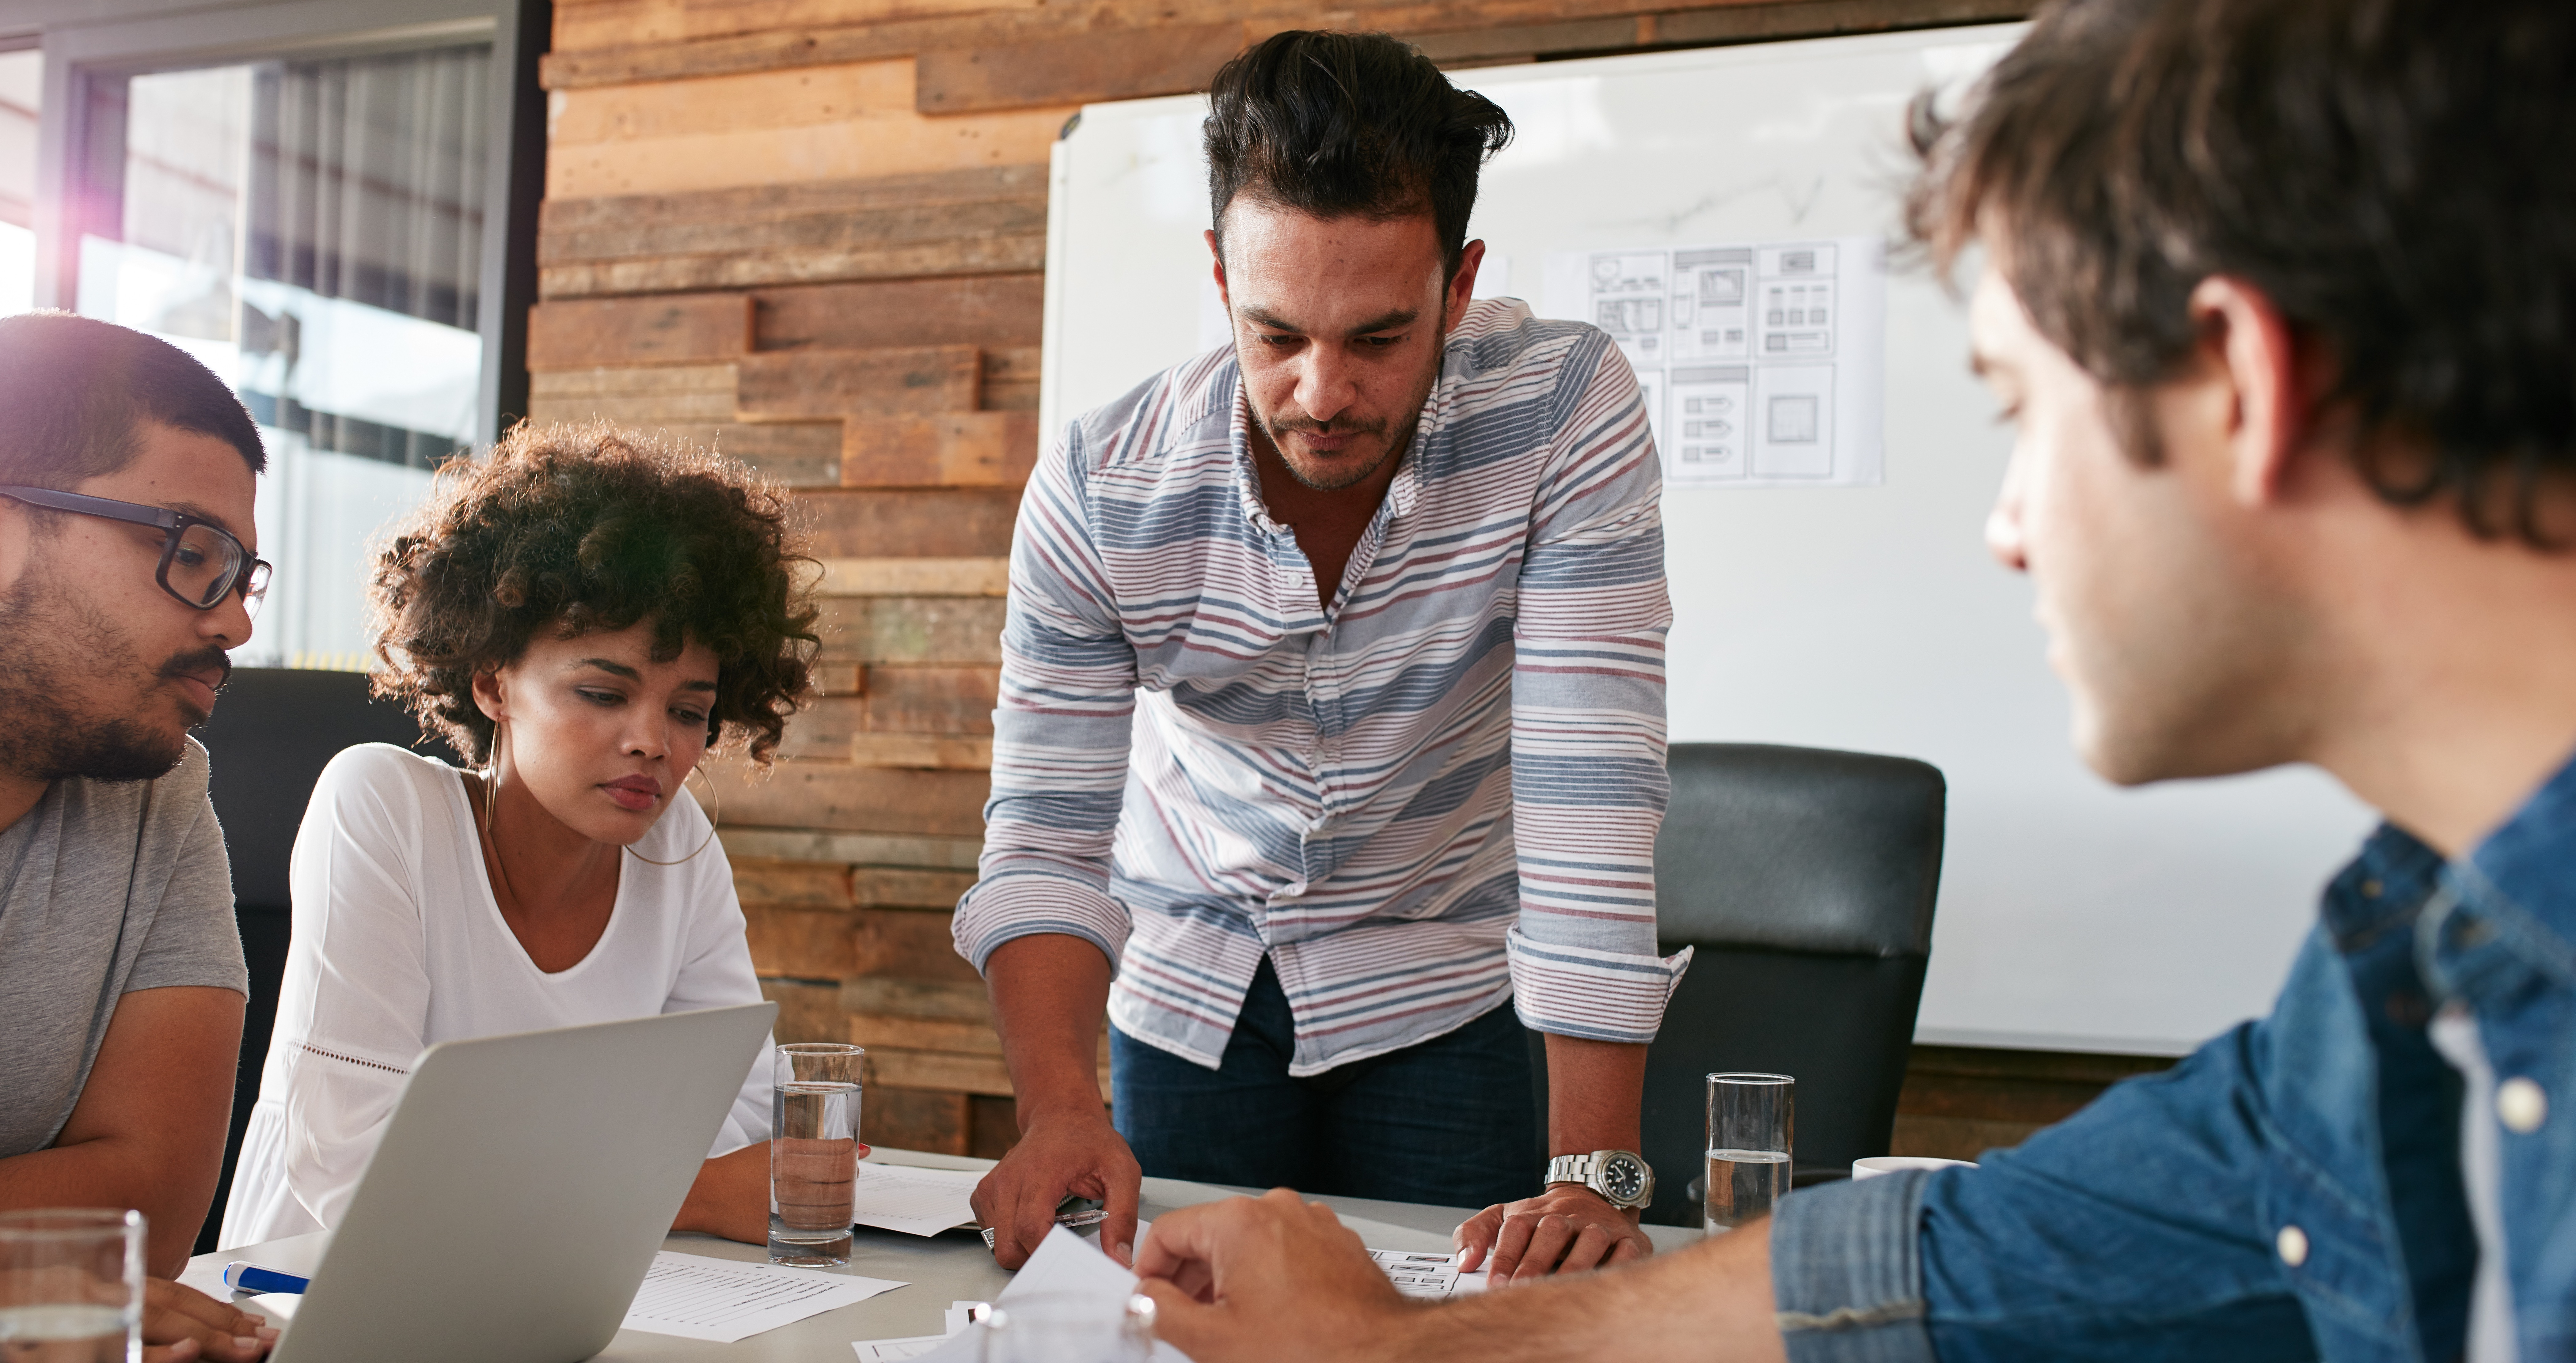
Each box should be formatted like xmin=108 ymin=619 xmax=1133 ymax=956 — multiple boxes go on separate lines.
xmin=221 ymin=423 xmax=842 ymax=1250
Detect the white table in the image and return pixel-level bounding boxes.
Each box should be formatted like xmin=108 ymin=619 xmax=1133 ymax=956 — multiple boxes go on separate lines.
xmin=184 ymin=1149 xmax=1704 ymax=1360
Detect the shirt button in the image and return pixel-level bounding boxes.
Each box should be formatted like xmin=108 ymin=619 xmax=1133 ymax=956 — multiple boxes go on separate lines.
xmin=2359 ymin=878 xmax=2383 ymax=898
xmin=2499 ymin=1078 xmax=2548 ymax=1134
xmin=2275 ymin=1225 xmax=2309 ymax=1268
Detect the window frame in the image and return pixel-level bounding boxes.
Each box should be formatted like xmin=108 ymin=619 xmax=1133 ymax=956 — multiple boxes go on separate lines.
xmin=13 ymin=0 xmax=547 ymax=445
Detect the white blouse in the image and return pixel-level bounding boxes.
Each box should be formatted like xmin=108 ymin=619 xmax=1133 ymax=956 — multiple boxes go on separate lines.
xmin=219 ymin=743 xmax=772 ymax=1249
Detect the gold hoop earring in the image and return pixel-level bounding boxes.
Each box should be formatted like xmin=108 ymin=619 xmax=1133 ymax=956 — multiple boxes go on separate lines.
xmin=482 ymin=719 xmax=505 ymax=833
xmin=626 ymin=764 xmax=720 ymax=866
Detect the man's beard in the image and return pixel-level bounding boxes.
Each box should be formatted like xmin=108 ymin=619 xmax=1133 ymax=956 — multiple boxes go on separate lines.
xmin=1250 ymin=322 xmax=1446 ymax=493
xmin=0 ymin=566 xmax=228 ymax=784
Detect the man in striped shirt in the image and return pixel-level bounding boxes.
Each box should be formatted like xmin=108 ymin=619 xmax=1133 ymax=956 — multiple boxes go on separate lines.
xmin=959 ymin=30 xmax=1690 ymax=1274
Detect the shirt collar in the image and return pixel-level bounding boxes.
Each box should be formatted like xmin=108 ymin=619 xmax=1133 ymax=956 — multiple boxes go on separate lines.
xmin=2451 ymin=743 xmax=2576 ymax=965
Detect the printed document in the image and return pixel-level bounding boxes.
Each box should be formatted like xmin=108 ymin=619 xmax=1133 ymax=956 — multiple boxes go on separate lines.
xmin=1369 ymin=1248 xmax=1491 ymax=1299
xmin=852 ymin=1162 xmax=983 ymax=1237
xmin=1544 ymin=236 xmax=1887 ymax=488
xmin=621 ymin=1251 xmax=905 ymax=1343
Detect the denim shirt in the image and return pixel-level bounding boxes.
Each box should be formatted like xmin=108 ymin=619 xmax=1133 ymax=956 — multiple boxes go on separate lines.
xmin=1772 ymin=754 xmax=2576 ymax=1362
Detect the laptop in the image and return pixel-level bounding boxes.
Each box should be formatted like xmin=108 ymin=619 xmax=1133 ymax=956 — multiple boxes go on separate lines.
xmin=263 ymin=1003 xmax=777 ymax=1363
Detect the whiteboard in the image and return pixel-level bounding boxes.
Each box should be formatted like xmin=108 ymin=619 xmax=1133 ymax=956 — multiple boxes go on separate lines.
xmin=1037 ymin=26 xmax=2376 ymax=1055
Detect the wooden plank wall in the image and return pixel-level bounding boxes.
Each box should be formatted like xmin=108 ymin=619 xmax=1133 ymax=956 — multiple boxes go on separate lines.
xmin=533 ymin=0 xmax=2029 ymax=1161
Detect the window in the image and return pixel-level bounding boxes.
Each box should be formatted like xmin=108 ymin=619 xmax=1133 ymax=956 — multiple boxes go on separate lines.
xmin=22 ymin=0 xmax=541 ymax=671
xmin=0 ymin=48 xmax=36 ymax=315
xmin=79 ymin=51 xmax=494 ymax=667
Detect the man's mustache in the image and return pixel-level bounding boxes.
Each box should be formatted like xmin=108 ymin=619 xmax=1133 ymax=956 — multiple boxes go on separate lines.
xmin=1267 ymin=412 xmax=1389 ymax=440
xmin=159 ymin=646 xmax=234 ymax=693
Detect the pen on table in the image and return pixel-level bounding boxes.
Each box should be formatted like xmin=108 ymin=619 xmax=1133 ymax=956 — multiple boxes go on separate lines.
xmin=220 ymin=1262 xmax=310 ymax=1295
xmin=980 ymin=1207 xmax=1111 ymax=1252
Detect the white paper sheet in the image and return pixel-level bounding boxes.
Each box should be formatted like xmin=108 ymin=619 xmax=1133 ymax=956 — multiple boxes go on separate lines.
xmin=849 ymin=1301 xmax=984 ymax=1360
xmin=1543 ymin=236 xmax=1887 ymax=488
xmin=1368 ymin=1248 xmax=1490 ymax=1300
xmin=852 ymin=1336 xmax=951 ymax=1361
xmin=621 ymin=1251 xmax=905 ymax=1343
xmin=900 ymin=1228 xmax=1189 ymax=1363
xmin=851 ymin=1162 xmax=983 ymax=1237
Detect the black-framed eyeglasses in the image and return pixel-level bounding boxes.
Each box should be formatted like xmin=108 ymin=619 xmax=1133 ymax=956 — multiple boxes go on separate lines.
xmin=0 ymin=485 xmax=272 ymax=614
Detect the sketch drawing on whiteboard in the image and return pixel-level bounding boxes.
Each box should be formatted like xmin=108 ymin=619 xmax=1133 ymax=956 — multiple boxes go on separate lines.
xmin=1545 ymin=236 xmax=1884 ymax=488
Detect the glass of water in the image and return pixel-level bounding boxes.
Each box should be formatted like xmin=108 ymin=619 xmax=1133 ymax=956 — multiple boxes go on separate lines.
xmin=770 ymin=1042 xmax=864 ymax=1266
xmin=0 ymin=1208 xmax=146 ymax=1362
xmin=1705 ymin=1073 xmax=1794 ymax=1234
xmin=970 ymin=1292 xmax=1157 ymax=1363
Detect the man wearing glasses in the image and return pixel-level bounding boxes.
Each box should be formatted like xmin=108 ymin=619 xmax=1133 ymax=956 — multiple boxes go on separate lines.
xmin=0 ymin=312 xmax=283 ymax=1359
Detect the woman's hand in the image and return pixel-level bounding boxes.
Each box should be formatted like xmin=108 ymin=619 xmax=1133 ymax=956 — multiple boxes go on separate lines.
xmin=142 ymin=1277 xmax=277 ymax=1361
xmin=673 ymin=1140 xmax=872 ymax=1245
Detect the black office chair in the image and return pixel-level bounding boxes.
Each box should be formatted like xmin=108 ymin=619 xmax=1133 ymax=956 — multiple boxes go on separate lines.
xmin=1533 ymin=743 xmax=1945 ymax=1227
xmin=190 ymin=668 xmax=459 ymax=1253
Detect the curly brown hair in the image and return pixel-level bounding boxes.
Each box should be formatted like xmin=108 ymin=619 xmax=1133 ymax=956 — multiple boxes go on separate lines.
xmin=368 ymin=422 xmax=819 ymax=765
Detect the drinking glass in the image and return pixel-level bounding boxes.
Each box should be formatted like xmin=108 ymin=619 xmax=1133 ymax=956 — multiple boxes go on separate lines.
xmin=0 ymin=1208 xmax=146 ymax=1363
xmin=770 ymin=1043 xmax=864 ymax=1266
xmin=1705 ymin=1073 xmax=1794 ymax=1234
xmin=970 ymin=1293 xmax=1156 ymax=1363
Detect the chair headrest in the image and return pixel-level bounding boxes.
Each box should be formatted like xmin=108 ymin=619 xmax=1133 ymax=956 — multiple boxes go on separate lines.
xmin=1655 ymin=743 xmax=1945 ymax=958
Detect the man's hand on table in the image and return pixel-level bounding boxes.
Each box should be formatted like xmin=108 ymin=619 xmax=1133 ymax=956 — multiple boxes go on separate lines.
xmin=1454 ymin=1182 xmax=1652 ymax=1282
xmin=143 ymin=1277 xmax=277 ymax=1362
xmin=970 ymin=1102 xmax=1140 ymax=1270
xmin=1135 ymin=1188 xmax=1418 ymax=1363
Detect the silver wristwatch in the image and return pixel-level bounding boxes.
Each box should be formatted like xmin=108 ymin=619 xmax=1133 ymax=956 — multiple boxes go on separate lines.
xmin=1544 ymin=1149 xmax=1655 ymax=1209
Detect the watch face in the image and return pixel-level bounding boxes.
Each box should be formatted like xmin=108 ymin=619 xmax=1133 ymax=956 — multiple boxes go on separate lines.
xmin=1601 ymin=1154 xmax=1647 ymax=1202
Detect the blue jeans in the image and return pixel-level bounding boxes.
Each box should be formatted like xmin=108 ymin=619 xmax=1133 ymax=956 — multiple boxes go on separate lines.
xmin=1111 ymin=957 xmax=1541 ymax=1208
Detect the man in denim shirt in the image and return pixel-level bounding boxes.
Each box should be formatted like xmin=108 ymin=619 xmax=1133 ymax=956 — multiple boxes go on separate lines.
xmin=1125 ymin=0 xmax=2576 ymax=1359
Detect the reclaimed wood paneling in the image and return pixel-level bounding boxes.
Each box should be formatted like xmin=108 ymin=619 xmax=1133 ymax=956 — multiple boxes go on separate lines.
xmin=541 ymin=174 xmax=1048 ymax=299
xmin=648 ymin=421 xmax=842 ymax=485
xmin=712 ymin=758 xmax=991 ymax=836
xmin=843 ymin=976 xmax=990 ymax=1020
xmin=720 ymin=826 xmax=984 ymax=870
xmin=777 ymin=685 xmax=997 ymax=761
xmin=551 ymin=72 xmax=1070 ymax=199
xmin=863 ymin=1086 xmax=972 ymax=1155
xmin=546 ymin=236 xmax=1045 ymax=298
xmin=859 ymin=666 xmax=1000 ymax=735
xmin=761 ymin=979 xmax=847 ymax=1040
xmin=527 ymin=363 xmax=739 ymax=423
xmin=762 ymin=668 xmax=1001 ymax=746
xmin=800 ymin=488 xmax=1020 ymax=559
xmin=967 ymin=1095 xmax=1020 ymax=1158
xmin=1651 ymin=0 xmax=2028 ymax=44
xmin=848 ymin=734 xmax=995 ymax=769
xmin=737 ymin=346 xmax=982 ymax=420
xmin=979 ymin=346 xmax=1040 ymax=413
xmin=817 ymin=557 xmax=1010 ymax=597
xmin=915 ymin=22 xmax=1241 ymax=115
xmin=526 ymin=293 xmax=754 ymax=369
xmin=553 ymin=0 xmax=1040 ymax=55
xmin=546 ymin=0 xmax=2029 ymax=93
xmin=758 ymin=274 xmax=1043 ymax=353
xmin=733 ymin=857 xmax=858 ymax=908
xmin=840 ymin=412 xmax=1038 ymax=488
xmin=851 ymin=866 xmax=979 ymax=908
xmin=817 ymin=597 xmax=1007 ymax=665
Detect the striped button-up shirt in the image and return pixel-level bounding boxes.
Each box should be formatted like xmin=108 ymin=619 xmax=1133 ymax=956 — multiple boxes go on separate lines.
xmin=955 ymin=299 xmax=1691 ymax=1075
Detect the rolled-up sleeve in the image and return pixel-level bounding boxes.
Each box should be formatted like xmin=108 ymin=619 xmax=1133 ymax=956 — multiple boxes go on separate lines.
xmin=952 ymin=421 xmax=1140 ymax=973
xmin=1505 ymin=341 xmax=1691 ymax=1042
xmin=1771 ymin=1171 xmax=1940 ymax=1363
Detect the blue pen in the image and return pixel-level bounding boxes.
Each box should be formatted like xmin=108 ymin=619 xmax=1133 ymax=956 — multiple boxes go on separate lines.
xmin=220 ymin=1262 xmax=310 ymax=1295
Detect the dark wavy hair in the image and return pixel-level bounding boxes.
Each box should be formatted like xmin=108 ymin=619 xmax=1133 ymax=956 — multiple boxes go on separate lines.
xmin=368 ymin=422 xmax=819 ymax=765
xmin=1204 ymin=30 xmax=1514 ymax=283
xmin=1905 ymin=0 xmax=2576 ymax=543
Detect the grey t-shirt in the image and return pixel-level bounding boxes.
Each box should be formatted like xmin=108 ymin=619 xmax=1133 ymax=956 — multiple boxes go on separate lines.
xmin=0 ymin=738 xmax=247 ymax=1156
